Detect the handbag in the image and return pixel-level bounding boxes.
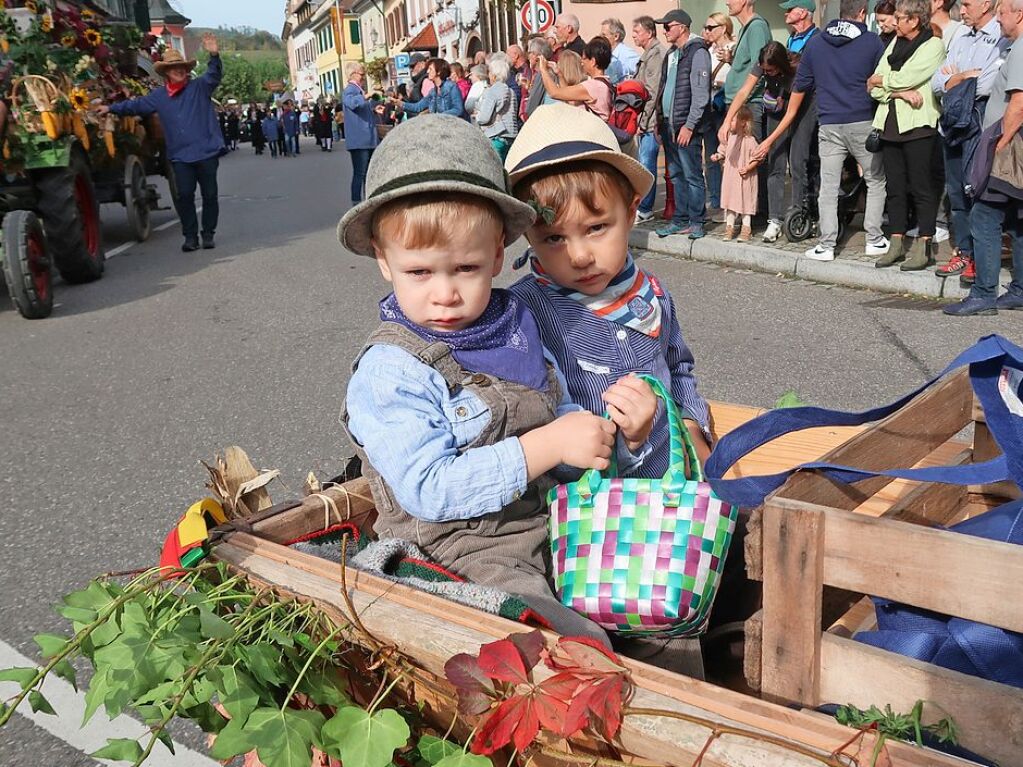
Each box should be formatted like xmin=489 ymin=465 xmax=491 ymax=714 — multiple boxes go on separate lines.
xmin=705 ymin=334 xmax=1023 ymax=687
xmin=548 ymin=374 xmax=739 ymax=636
xmin=865 ymin=128 xmax=882 ymax=153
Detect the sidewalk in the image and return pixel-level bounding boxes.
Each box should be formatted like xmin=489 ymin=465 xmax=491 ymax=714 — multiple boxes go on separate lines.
xmin=630 ymin=215 xmax=1012 ymax=300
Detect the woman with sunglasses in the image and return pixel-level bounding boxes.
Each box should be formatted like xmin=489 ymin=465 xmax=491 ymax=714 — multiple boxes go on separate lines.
xmin=702 ymin=13 xmax=735 ymax=215
xmin=868 ymin=0 xmax=945 ymax=270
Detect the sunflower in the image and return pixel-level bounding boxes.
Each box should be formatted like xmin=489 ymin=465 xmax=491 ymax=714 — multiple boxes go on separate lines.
xmin=61 ymin=33 xmax=77 ymax=48
xmin=81 ymin=9 xmax=96 ymax=20
xmin=84 ymin=28 xmax=102 ymax=47
xmin=24 ymin=0 xmax=38 ymax=14
xmin=39 ymin=14 xmax=53 ymax=32
xmin=70 ymin=88 xmax=90 ymax=111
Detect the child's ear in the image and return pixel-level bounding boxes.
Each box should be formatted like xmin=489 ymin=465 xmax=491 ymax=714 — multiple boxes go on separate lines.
xmin=492 ymin=237 xmax=506 ymax=276
xmin=628 ymin=193 xmax=641 ymax=220
xmin=372 ymin=242 xmax=393 ymax=283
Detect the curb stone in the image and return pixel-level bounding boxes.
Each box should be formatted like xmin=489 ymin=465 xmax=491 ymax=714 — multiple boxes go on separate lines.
xmin=629 ymin=229 xmax=1008 ymax=301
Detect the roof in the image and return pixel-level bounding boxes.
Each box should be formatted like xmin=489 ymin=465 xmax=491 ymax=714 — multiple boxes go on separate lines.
xmin=404 ymin=23 xmax=438 ymax=52
xmin=148 ymin=0 xmax=190 ymax=26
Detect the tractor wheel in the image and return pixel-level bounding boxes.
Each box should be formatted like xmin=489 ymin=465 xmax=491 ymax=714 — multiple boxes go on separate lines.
xmin=31 ymin=147 xmax=105 ymax=284
xmin=2 ymin=210 xmax=54 ymax=319
xmin=124 ymin=154 xmax=152 ymax=242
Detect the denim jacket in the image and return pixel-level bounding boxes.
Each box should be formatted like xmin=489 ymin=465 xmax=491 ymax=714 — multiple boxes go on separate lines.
xmin=403 ymin=79 xmax=467 ymax=119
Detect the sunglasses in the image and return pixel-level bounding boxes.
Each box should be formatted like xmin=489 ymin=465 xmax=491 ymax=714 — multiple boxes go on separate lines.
xmin=662 ymin=22 xmax=680 ymax=30
xmin=704 ymin=23 xmax=722 ymax=30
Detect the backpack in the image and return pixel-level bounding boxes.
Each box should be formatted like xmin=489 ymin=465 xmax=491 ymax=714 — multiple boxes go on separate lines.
xmin=586 ymin=77 xmax=649 ymax=146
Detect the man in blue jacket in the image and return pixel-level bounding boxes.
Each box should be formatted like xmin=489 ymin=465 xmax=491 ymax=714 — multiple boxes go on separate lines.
xmin=98 ymin=34 xmax=224 ymax=252
xmin=281 ymin=100 xmax=301 ymax=156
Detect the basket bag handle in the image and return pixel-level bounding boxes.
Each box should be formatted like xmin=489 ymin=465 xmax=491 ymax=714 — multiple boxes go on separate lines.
xmin=577 ymin=373 xmax=702 ymax=509
xmin=705 ymin=334 xmax=1023 ymax=509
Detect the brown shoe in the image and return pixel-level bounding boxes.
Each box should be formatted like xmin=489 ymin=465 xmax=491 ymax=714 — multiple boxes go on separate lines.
xmin=737 ymin=226 xmax=752 ymax=242
xmin=722 ymin=225 xmax=735 ymax=241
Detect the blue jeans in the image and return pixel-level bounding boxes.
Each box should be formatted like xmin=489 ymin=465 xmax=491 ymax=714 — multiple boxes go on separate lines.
xmin=171 ymin=156 xmax=219 ymax=242
xmin=637 ymin=131 xmax=660 ymax=215
xmin=704 ymin=109 xmax=724 ymax=209
xmin=285 ymin=134 xmax=299 ymax=156
xmin=943 ymin=141 xmax=973 ymax=255
xmin=349 ymin=148 xmax=374 ymax=203
xmin=660 ymin=124 xmax=706 ymax=229
xmin=970 ymin=198 xmax=1023 ymax=301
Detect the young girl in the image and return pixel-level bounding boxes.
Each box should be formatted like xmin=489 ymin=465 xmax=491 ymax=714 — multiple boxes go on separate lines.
xmin=339 ymin=115 xmax=658 ymax=645
xmin=711 ymin=105 xmax=759 ymax=242
xmin=505 ymin=104 xmax=712 ymax=675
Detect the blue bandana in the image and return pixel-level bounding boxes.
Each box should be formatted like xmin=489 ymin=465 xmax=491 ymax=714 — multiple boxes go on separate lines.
xmin=380 ymin=289 xmax=549 ymax=391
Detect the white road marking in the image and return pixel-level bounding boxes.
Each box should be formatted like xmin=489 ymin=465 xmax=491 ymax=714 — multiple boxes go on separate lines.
xmin=0 ymin=639 xmax=219 ymax=766
xmin=105 ymin=242 xmax=135 ymax=258
xmin=106 ymin=206 xmax=202 ymax=259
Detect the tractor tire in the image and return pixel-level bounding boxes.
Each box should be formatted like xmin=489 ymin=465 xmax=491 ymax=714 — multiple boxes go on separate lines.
xmin=31 ymin=148 xmax=105 ymax=284
xmin=2 ymin=210 xmax=54 ymax=319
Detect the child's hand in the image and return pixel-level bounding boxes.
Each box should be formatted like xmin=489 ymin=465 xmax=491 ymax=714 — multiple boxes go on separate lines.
xmin=602 ymin=375 xmax=657 ymax=452
xmin=519 ymin=411 xmax=614 ymax=479
xmin=709 ymin=152 xmax=723 ymax=163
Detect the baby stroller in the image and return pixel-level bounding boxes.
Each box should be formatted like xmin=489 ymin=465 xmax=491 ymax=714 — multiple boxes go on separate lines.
xmin=784 ymin=155 xmax=865 ymax=243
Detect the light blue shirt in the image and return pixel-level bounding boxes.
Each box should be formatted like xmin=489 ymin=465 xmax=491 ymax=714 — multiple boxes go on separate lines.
xmin=607 ymin=58 xmax=625 ymax=86
xmin=661 ymin=48 xmax=680 ymax=122
xmin=931 ymin=16 xmax=1008 ymax=98
xmin=346 ymin=342 xmax=649 ymax=523
xmin=613 ymin=42 xmax=641 ymax=80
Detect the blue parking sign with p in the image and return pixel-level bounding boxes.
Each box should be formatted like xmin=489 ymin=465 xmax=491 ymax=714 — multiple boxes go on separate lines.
xmin=395 ymin=53 xmax=411 ymax=75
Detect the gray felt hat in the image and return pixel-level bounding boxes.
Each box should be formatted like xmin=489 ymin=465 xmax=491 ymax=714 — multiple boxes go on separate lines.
xmin=337 ymin=115 xmax=536 ymax=257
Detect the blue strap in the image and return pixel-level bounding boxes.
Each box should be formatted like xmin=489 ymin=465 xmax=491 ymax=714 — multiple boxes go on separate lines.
xmin=706 ymin=335 xmax=1023 ymax=508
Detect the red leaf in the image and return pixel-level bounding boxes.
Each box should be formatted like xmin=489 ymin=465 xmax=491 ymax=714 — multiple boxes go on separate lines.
xmin=478 ymin=638 xmax=530 ymax=684
xmin=472 ymin=695 xmax=539 ymax=755
xmin=545 ymin=637 xmax=628 ymax=675
xmin=563 ymin=686 xmax=594 ymax=738
xmin=585 ymin=676 xmax=628 ymax=740
xmin=537 ymin=672 xmax=586 ymax=703
xmin=508 ymin=629 xmax=545 ymax=671
xmin=532 ymin=686 xmax=572 ymax=736
xmin=445 ymin=653 xmax=496 ymax=715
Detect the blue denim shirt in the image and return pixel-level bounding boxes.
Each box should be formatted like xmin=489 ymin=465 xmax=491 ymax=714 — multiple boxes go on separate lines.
xmin=402 ymin=79 xmax=467 ymax=119
xmin=345 ymin=343 xmax=644 ymax=522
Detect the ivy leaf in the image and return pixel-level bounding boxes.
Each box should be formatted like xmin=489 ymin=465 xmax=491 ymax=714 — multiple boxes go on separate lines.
xmin=443 ymin=654 xmax=494 ymax=716
xmin=155 ymin=729 xmax=176 ymax=755
xmin=87 ymin=617 xmax=121 ymax=649
xmin=199 ymin=609 xmax=235 ymax=640
xmin=433 ymin=754 xmax=493 ymax=767
xmin=208 ymin=714 xmax=255 ymax=760
xmin=472 ymin=696 xmax=539 ymax=755
xmin=298 ymin=670 xmax=351 ymax=709
xmin=244 ymin=708 xmax=326 ymax=767
xmin=90 ymin=738 xmax=143 ymax=762
xmin=217 ymin=666 xmax=260 ymax=724
xmin=0 ymin=667 xmax=37 ymax=689
xmin=477 ymin=638 xmax=529 ymax=684
xmin=82 ymin=667 xmax=112 ymax=724
xmin=55 ymin=605 xmax=97 ymax=624
xmin=774 ymin=390 xmax=807 ymax=409
xmin=240 ymin=643 xmax=288 ymax=687
xmin=417 ymin=735 xmax=461 ymax=766
xmin=28 ymin=690 xmax=56 ymax=716
xmin=321 ymin=706 xmax=410 ymax=767
xmin=544 ymin=636 xmax=628 ymax=675
xmin=33 ymin=633 xmax=68 ymax=659
xmin=63 ymin=581 xmax=115 ymax=612
xmin=53 ymin=659 xmax=78 ymax=691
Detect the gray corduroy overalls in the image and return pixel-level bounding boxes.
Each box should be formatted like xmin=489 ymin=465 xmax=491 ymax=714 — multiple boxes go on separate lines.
xmin=342 ymin=322 xmax=609 ymax=644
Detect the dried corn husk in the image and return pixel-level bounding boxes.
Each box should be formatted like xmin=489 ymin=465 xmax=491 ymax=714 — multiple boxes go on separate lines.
xmin=202 ymin=447 xmax=278 ymax=520
xmin=40 ymin=112 xmax=60 ymax=140
xmin=72 ymin=113 xmax=90 ymax=150
xmin=104 ymin=114 xmax=116 ymax=157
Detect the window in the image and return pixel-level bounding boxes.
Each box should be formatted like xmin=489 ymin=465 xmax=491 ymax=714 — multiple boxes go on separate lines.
xmin=350 ymin=20 xmax=361 ymax=45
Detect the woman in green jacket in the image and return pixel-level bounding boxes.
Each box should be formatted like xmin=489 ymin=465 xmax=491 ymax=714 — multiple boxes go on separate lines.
xmin=868 ymin=0 xmax=945 ymax=271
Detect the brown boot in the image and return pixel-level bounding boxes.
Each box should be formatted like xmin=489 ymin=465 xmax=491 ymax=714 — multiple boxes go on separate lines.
xmin=875 ymin=235 xmax=904 ymax=268
xmin=901 ymin=238 xmax=933 ymax=271
xmin=737 ymin=226 xmax=752 ymax=242
xmin=722 ymin=225 xmax=735 ymax=241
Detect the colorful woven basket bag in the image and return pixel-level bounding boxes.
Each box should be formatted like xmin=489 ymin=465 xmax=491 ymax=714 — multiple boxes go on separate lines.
xmin=548 ymin=374 xmax=738 ymax=636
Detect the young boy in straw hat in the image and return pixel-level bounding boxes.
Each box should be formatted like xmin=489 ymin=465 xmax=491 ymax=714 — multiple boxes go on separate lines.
xmin=505 ymin=105 xmax=712 ymax=674
xmin=337 ymin=114 xmax=656 ymax=643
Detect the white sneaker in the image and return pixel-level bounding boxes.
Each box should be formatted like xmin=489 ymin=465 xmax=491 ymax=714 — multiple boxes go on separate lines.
xmin=865 ymin=238 xmax=890 ymax=256
xmin=804 ymin=244 xmax=835 ymax=261
xmin=934 ymin=226 xmax=950 ymax=243
xmin=762 ymin=220 xmax=783 ymax=243
xmin=635 ymin=210 xmax=654 ymax=224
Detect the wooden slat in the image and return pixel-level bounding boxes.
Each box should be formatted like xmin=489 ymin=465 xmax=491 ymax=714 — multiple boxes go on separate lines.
xmin=773 ymin=370 xmax=972 ymax=510
xmin=851 ymin=442 xmax=971 ymax=522
xmin=825 ymin=597 xmax=876 ymax=638
xmin=760 ymin=502 xmax=824 ymax=706
xmin=820 ymin=634 xmax=1023 ymax=767
xmin=213 ymin=536 xmax=970 ymax=767
xmin=762 ymin=497 xmax=1023 ymax=633
xmin=743 ymin=610 xmax=762 ymax=692
xmin=251 ymin=478 xmax=378 ymax=543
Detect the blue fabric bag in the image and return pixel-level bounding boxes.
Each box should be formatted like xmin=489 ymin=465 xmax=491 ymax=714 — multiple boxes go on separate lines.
xmin=704 ymin=334 xmax=1023 ymax=687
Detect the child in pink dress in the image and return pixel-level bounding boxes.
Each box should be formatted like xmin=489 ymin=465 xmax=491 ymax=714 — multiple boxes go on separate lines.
xmin=710 ymin=106 xmax=759 ymax=242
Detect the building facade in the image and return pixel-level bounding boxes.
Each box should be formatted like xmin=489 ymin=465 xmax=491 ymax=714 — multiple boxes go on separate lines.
xmin=147 ymin=0 xmax=193 ymax=57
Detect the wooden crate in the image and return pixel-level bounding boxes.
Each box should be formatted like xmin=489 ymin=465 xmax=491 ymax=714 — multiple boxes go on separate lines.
xmin=743 ymin=369 xmax=1023 ymax=766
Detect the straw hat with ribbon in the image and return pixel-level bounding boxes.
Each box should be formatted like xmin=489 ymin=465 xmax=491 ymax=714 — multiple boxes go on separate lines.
xmin=155 ymin=49 xmax=198 ymax=75
xmin=504 ymin=103 xmax=654 ymax=198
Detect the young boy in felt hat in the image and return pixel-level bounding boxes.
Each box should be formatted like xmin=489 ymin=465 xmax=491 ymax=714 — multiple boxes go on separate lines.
xmin=338 ymin=114 xmax=656 ymax=644
xmin=505 ymin=105 xmax=712 ymax=675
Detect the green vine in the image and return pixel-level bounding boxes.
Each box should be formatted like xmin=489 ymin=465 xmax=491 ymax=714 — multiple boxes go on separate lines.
xmin=0 ymin=563 xmax=491 ymax=767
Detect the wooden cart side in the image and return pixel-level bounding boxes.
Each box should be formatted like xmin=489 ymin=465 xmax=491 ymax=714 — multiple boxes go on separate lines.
xmin=213 ymin=531 xmax=972 ymax=767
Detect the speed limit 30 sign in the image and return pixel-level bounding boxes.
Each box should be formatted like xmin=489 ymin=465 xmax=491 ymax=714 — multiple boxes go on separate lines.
xmin=520 ymin=0 xmax=555 ymax=34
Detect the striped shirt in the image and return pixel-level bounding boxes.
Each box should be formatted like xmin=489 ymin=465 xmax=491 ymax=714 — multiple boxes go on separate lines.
xmin=510 ymin=272 xmax=710 ymax=479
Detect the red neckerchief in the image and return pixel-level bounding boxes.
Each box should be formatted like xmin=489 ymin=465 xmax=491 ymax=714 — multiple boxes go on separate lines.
xmin=166 ymin=79 xmax=188 ymax=98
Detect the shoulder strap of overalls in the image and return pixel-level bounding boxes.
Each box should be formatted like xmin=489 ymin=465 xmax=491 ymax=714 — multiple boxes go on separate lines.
xmin=366 ymin=322 xmax=464 ymax=391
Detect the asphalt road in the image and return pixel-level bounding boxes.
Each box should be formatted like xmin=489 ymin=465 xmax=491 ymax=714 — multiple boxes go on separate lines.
xmin=0 ymin=135 xmax=1016 ymax=765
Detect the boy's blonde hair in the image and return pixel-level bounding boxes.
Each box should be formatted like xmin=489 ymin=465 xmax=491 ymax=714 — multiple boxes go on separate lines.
xmin=512 ymin=160 xmax=635 ymax=226
xmin=371 ymin=193 xmax=505 ymax=251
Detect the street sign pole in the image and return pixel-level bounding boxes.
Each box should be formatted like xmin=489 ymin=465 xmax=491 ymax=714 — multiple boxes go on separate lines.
xmin=530 ymin=0 xmax=538 ymax=36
